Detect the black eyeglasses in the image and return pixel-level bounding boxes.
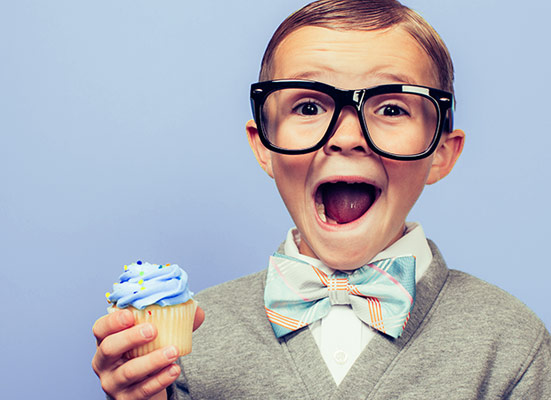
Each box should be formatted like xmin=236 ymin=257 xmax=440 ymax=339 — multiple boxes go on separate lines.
xmin=250 ymin=80 xmax=454 ymax=160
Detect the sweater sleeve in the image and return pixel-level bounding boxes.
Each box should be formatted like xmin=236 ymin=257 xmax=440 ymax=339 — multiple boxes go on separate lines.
xmin=505 ymin=326 xmax=551 ymax=399
xmin=167 ymin=383 xmax=188 ymax=400
xmin=167 ymin=359 xmax=192 ymax=400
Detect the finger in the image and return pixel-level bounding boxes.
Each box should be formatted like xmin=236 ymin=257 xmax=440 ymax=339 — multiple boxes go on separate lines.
xmin=94 ymin=323 xmax=157 ymax=372
xmin=193 ymin=306 xmax=205 ymax=331
xmin=122 ymin=363 xmax=181 ymax=400
xmin=111 ymin=345 xmax=180 ymax=389
xmin=93 ymin=309 xmax=135 ymax=345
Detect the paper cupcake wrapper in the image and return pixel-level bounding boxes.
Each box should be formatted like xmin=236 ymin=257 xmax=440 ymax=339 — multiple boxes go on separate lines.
xmin=110 ymin=299 xmax=197 ymax=358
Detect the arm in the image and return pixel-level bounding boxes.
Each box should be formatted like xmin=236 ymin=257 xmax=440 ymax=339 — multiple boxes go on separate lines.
xmin=92 ymin=307 xmax=204 ymax=400
xmin=505 ymin=327 xmax=551 ymax=399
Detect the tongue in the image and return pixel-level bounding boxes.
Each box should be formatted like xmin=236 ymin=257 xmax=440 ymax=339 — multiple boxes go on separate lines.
xmin=321 ymin=182 xmax=375 ymax=224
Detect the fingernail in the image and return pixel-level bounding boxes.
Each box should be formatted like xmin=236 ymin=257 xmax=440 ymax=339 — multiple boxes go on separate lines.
xmin=164 ymin=346 xmax=178 ymax=360
xmin=140 ymin=324 xmax=154 ymax=339
xmin=117 ymin=311 xmax=131 ymax=327
xmin=168 ymin=364 xmax=180 ymax=377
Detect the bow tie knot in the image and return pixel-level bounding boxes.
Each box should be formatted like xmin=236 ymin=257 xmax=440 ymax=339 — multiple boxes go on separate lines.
xmin=328 ymin=277 xmax=350 ymax=305
xmin=314 ymin=269 xmax=357 ymax=305
xmin=264 ymin=253 xmax=416 ymax=339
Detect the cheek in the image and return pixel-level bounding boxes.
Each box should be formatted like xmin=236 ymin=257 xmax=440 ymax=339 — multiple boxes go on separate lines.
xmin=271 ymin=154 xmax=314 ymax=204
xmin=272 ymin=154 xmax=313 ymax=184
xmin=384 ymin=160 xmax=432 ymax=209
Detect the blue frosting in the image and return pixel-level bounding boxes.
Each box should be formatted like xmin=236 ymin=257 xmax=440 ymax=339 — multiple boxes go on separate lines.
xmin=108 ymin=261 xmax=193 ymax=310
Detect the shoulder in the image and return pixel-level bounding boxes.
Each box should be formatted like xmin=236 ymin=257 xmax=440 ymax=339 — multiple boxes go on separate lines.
xmin=441 ymin=269 xmax=551 ymax=393
xmin=426 ymin=240 xmax=546 ymax=337
xmin=424 ymin=245 xmax=550 ymax=385
xmin=192 ymin=270 xmax=269 ymax=335
xmin=408 ymin=243 xmax=551 ymax=394
xmin=195 ymin=269 xmax=267 ymax=307
xmin=443 ymin=268 xmax=545 ymax=334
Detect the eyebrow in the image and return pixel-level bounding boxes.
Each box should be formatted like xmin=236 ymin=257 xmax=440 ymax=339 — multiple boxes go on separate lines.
xmin=280 ymin=70 xmax=420 ymax=88
xmin=369 ymin=71 xmax=419 ymax=85
xmin=283 ymin=70 xmax=334 ymax=81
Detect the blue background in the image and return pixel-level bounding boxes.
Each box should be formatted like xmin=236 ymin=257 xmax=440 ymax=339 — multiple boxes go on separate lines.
xmin=1 ymin=0 xmax=549 ymax=398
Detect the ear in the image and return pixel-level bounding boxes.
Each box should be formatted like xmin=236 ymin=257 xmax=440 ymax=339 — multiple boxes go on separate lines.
xmin=426 ymin=129 xmax=465 ymax=185
xmin=246 ymin=119 xmax=274 ymax=178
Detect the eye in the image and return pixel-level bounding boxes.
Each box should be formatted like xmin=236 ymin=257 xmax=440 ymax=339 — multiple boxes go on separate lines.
xmin=293 ymin=100 xmax=326 ymax=116
xmin=376 ymin=104 xmax=409 ymax=117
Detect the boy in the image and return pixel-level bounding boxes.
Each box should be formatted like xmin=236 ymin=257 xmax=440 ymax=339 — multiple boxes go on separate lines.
xmin=92 ymin=0 xmax=551 ymax=398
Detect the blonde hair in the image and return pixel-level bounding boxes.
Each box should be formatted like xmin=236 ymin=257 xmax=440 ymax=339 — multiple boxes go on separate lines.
xmin=259 ymin=0 xmax=454 ymax=94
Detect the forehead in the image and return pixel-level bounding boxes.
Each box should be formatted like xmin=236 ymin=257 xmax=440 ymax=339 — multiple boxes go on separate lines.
xmin=271 ymin=26 xmax=438 ymax=89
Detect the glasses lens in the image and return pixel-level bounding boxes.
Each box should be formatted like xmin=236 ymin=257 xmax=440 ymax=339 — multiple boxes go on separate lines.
xmin=363 ymin=93 xmax=438 ymax=156
xmin=260 ymin=88 xmax=335 ymax=151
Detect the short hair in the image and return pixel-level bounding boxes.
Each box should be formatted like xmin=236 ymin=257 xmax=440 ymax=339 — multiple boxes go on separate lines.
xmin=259 ymin=0 xmax=454 ymax=94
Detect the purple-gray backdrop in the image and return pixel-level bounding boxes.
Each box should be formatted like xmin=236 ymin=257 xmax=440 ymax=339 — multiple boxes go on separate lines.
xmin=1 ymin=0 xmax=549 ymax=398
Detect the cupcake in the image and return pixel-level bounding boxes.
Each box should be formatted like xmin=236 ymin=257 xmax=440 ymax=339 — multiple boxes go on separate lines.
xmin=106 ymin=261 xmax=196 ymax=358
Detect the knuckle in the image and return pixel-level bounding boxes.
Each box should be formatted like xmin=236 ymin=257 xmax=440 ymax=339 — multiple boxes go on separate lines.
xmin=92 ymin=315 xmax=108 ymax=338
xmin=138 ymin=383 xmax=155 ymax=399
xmin=91 ymin=357 xmax=100 ymax=376
xmin=120 ymin=364 xmax=136 ymax=383
xmin=154 ymin=371 xmax=170 ymax=391
xmin=137 ymin=373 xmax=167 ymax=399
xmin=101 ymin=370 xmax=131 ymax=398
xmin=100 ymin=340 xmax=117 ymax=358
xmin=92 ymin=323 xmax=101 ymax=340
xmin=100 ymin=377 xmax=115 ymax=397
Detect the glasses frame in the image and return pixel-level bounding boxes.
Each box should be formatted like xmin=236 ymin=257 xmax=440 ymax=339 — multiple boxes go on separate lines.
xmin=250 ymin=79 xmax=454 ymax=161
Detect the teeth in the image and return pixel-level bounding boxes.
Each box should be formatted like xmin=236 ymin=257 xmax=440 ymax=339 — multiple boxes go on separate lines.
xmin=316 ymin=202 xmax=327 ymax=223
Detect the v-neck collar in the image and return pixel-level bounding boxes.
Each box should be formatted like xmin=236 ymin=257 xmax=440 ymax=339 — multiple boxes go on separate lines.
xmin=279 ymin=241 xmax=449 ymax=399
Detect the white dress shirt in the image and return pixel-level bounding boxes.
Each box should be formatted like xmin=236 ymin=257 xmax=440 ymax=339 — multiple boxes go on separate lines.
xmin=283 ymin=222 xmax=433 ymax=385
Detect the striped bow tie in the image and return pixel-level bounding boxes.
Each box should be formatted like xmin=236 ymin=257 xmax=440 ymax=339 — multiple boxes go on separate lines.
xmin=264 ymin=253 xmax=416 ymax=339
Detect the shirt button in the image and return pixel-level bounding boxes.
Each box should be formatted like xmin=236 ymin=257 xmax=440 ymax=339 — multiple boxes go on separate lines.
xmin=334 ymin=350 xmax=348 ymax=365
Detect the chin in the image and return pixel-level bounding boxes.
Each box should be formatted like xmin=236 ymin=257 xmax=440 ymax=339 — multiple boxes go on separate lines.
xmin=312 ymin=240 xmax=379 ymax=271
xmin=325 ymin=258 xmax=367 ymax=271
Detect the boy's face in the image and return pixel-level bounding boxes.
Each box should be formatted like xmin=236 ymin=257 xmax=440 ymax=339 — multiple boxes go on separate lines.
xmin=247 ymin=26 xmax=464 ymax=270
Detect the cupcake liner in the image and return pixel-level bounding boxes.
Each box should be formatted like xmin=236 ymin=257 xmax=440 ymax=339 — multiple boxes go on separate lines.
xmin=110 ymin=299 xmax=197 ymax=358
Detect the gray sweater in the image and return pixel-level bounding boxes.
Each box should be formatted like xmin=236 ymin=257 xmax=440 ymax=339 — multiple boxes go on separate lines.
xmin=172 ymin=242 xmax=551 ymax=399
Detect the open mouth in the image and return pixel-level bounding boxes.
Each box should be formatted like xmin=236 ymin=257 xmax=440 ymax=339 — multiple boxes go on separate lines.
xmin=315 ymin=181 xmax=380 ymax=225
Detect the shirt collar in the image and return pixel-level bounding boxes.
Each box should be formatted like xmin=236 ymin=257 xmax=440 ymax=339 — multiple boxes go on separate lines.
xmin=283 ymin=222 xmax=432 ymax=283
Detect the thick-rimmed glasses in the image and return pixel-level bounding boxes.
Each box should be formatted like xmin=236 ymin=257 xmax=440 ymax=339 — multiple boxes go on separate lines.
xmin=250 ymin=80 xmax=454 ymax=160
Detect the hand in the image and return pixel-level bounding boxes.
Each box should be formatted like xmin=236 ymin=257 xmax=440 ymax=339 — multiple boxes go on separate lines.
xmin=92 ymin=306 xmax=205 ymax=400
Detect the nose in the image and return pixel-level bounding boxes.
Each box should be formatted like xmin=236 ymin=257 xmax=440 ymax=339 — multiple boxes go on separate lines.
xmin=324 ymin=106 xmax=370 ymax=155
